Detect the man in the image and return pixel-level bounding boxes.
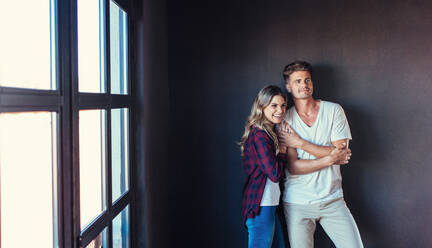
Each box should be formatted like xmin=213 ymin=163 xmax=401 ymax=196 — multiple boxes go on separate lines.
xmin=278 ymin=61 xmax=363 ymax=248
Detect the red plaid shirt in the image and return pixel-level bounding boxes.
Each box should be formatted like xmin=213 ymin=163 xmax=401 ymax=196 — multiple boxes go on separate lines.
xmin=241 ymin=126 xmax=287 ymax=225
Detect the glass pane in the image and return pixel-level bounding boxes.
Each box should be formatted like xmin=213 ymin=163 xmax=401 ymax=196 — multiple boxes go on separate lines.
xmin=79 ymin=110 xmax=106 ymax=229
xmin=110 ymin=1 xmax=128 ymax=94
xmin=111 ymin=108 xmax=129 ymax=202
xmin=78 ymin=0 xmax=105 ymax=93
xmin=0 ymin=112 xmax=58 ymax=248
xmin=83 ymin=228 xmax=108 ymax=248
xmin=113 ymin=205 xmax=129 ymax=248
xmin=0 ymin=0 xmax=56 ymax=90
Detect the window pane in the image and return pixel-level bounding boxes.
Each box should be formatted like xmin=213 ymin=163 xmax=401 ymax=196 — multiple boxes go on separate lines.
xmin=111 ymin=108 xmax=129 ymax=202
xmin=83 ymin=228 xmax=107 ymax=248
xmin=110 ymin=1 xmax=128 ymax=94
xmin=79 ymin=110 xmax=106 ymax=229
xmin=113 ymin=205 xmax=129 ymax=248
xmin=78 ymin=0 xmax=105 ymax=93
xmin=0 ymin=0 xmax=56 ymax=90
xmin=0 ymin=112 xmax=58 ymax=248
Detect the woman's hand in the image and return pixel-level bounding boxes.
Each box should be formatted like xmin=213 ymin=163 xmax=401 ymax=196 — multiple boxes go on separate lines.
xmin=277 ymin=121 xmax=304 ymax=149
xmin=279 ymin=145 xmax=288 ymax=154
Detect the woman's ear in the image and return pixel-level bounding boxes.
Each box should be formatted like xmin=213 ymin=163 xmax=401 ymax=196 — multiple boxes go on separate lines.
xmin=256 ymin=108 xmax=262 ymax=116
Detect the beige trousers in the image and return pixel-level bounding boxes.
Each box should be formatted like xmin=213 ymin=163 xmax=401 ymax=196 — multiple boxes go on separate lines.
xmin=283 ymin=198 xmax=363 ymax=248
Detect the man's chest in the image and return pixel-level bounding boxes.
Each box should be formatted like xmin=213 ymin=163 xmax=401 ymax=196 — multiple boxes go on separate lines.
xmin=297 ymin=112 xmax=318 ymax=127
xmin=291 ymin=115 xmax=333 ymax=145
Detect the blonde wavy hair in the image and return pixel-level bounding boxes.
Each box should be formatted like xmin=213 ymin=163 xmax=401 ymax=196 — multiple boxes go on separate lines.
xmin=239 ymin=85 xmax=287 ymax=156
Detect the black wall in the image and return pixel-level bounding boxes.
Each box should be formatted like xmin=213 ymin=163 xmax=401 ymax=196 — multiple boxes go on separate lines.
xmin=131 ymin=0 xmax=170 ymax=247
xmin=135 ymin=0 xmax=432 ymax=247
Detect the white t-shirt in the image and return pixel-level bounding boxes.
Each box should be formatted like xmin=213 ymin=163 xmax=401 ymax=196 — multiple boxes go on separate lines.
xmin=260 ymin=178 xmax=280 ymax=206
xmin=282 ymin=100 xmax=352 ymax=205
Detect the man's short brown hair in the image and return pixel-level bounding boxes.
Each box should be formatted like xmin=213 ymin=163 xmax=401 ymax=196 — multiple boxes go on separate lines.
xmin=282 ymin=61 xmax=313 ymax=81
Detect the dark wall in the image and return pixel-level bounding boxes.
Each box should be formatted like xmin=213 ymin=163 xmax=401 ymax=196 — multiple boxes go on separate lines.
xmin=165 ymin=0 xmax=432 ymax=247
xmin=131 ymin=0 xmax=170 ymax=247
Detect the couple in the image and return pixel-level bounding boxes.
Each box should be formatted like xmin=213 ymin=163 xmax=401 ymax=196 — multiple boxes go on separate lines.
xmin=240 ymin=61 xmax=363 ymax=248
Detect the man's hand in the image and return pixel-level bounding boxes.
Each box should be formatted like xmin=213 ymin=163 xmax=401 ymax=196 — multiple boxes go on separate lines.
xmin=278 ymin=121 xmax=304 ymax=149
xmin=327 ymin=143 xmax=351 ymax=165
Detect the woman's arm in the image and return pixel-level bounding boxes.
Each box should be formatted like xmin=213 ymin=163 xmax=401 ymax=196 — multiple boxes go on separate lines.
xmin=253 ymin=130 xmax=287 ymax=182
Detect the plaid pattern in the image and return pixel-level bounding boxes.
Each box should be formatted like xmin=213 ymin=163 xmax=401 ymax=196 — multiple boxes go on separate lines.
xmin=241 ymin=126 xmax=287 ymax=226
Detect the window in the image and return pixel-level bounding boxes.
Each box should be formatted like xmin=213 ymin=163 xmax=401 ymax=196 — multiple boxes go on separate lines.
xmin=0 ymin=112 xmax=58 ymax=248
xmin=0 ymin=0 xmax=56 ymax=90
xmin=110 ymin=1 xmax=128 ymax=95
xmin=79 ymin=109 xmax=107 ymax=229
xmin=112 ymin=205 xmax=129 ymax=248
xmin=84 ymin=228 xmax=108 ymax=248
xmin=0 ymin=0 xmax=132 ymax=247
xmin=77 ymin=0 xmax=104 ymax=93
xmin=111 ymin=108 xmax=130 ymax=203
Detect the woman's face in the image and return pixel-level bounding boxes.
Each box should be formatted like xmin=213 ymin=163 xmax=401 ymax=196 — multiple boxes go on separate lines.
xmin=263 ymin=95 xmax=286 ymax=125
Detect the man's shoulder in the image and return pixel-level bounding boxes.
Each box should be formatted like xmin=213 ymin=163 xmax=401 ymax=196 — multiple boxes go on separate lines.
xmin=321 ymin=100 xmax=341 ymax=108
xmin=320 ymin=100 xmax=344 ymax=113
xmin=283 ymin=106 xmax=296 ymax=122
xmin=287 ymin=105 xmax=296 ymax=112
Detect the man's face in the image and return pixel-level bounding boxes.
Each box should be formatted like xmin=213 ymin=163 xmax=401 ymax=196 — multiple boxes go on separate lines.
xmin=286 ymin=70 xmax=313 ymax=100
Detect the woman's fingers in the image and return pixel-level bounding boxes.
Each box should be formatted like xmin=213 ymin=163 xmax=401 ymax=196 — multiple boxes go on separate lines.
xmin=286 ymin=124 xmax=294 ymax=134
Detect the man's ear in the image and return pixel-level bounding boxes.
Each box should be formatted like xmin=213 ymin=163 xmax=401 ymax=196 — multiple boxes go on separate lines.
xmin=285 ymin=82 xmax=292 ymax=93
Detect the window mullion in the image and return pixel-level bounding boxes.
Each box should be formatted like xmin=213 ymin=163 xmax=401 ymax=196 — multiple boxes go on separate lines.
xmin=105 ymin=0 xmax=114 ymax=246
xmin=57 ymin=0 xmax=81 ymax=247
xmin=0 ymin=90 xmax=61 ymax=112
xmin=127 ymin=13 xmax=135 ymax=248
xmin=104 ymin=0 xmax=111 ymax=95
xmin=106 ymin=107 xmax=114 ymax=248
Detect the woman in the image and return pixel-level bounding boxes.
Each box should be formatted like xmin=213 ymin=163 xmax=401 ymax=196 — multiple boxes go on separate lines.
xmin=239 ymin=85 xmax=288 ymax=248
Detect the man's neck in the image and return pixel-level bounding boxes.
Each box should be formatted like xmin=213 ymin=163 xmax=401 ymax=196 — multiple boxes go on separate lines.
xmin=293 ymin=97 xmax=319 ymax=116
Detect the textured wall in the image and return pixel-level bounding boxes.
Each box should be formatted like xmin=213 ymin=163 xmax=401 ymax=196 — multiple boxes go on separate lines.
xmin=164 ymin=0 xmax=432 ymax=247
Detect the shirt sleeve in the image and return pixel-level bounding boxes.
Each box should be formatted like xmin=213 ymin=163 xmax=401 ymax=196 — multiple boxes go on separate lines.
xmin=331 ymin=104 xmax=352 ymax=142
xmin=253 ymin=130 xmax=286 ymax=183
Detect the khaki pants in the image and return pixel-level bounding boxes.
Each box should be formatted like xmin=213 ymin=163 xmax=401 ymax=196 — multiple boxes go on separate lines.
xmin=283 ymin=198 xmax=363 ymax=248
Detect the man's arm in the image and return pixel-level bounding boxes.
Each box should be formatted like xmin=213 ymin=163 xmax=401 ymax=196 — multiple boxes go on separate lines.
xmin=300 ymin=137 xmax=349 ymax=159
xmin=278 ymin=124 xmax=350 ymax=160
xmin=286 ymin=143 xmax=350 ymax=175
